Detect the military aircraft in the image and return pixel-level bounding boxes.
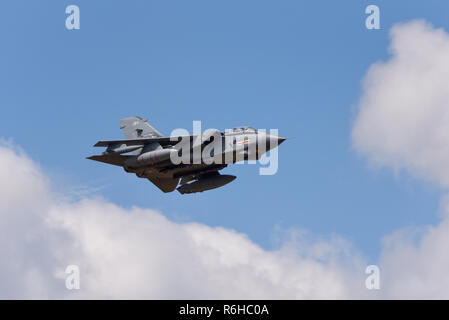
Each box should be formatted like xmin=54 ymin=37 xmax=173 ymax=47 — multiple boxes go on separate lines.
xmin=87 ymin=116 xmax=286 ymax=194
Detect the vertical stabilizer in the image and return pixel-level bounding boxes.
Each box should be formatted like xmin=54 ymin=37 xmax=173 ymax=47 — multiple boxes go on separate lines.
xmin=120 ymin=116 xmax=163 ymax=139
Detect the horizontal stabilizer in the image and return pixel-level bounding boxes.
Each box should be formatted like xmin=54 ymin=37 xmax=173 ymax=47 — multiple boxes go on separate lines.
xmin=86 ymin=154 xmax=133 ymax=167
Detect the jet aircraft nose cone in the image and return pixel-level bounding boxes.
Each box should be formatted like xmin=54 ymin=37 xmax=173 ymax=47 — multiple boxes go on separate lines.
xmin=277 ymin=137 xmax=286 ymax=145
xmin=266 ymin=134 xmax=287 ymax=150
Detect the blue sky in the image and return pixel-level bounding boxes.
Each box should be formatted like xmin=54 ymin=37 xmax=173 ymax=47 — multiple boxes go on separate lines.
xmin=1 ymin=0 xmax=448 ymax=263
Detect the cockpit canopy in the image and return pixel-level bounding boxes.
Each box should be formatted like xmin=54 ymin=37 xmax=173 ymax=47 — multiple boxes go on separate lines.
xmin=227 ymin=126 xmax=257 ymax=134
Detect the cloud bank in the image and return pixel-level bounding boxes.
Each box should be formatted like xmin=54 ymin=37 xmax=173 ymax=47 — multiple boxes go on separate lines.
xmin=352 ymin=20 xmax=449 ymax=298
xmin=0 ymin=142 xmax=364 ymax=299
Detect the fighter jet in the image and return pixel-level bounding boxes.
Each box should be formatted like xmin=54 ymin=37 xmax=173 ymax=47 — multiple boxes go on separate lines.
xmin=87 ymin=116 xmax=286 ymax=194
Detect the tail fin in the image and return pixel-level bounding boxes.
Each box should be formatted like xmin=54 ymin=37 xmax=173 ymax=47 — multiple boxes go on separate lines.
xmin=120 ymin=116 xmax=163 ymax=139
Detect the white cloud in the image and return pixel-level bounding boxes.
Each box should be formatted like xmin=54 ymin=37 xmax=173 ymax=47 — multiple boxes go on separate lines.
xmin=352 ymin=20 xmax=449 ymax=298
xmin=0 ymin=142 xmax=364 ymax=299
xmin=352 ymin=20 xmax=449 ymax=187
xmin=380 ymin=215 xmax=449 ymax=299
